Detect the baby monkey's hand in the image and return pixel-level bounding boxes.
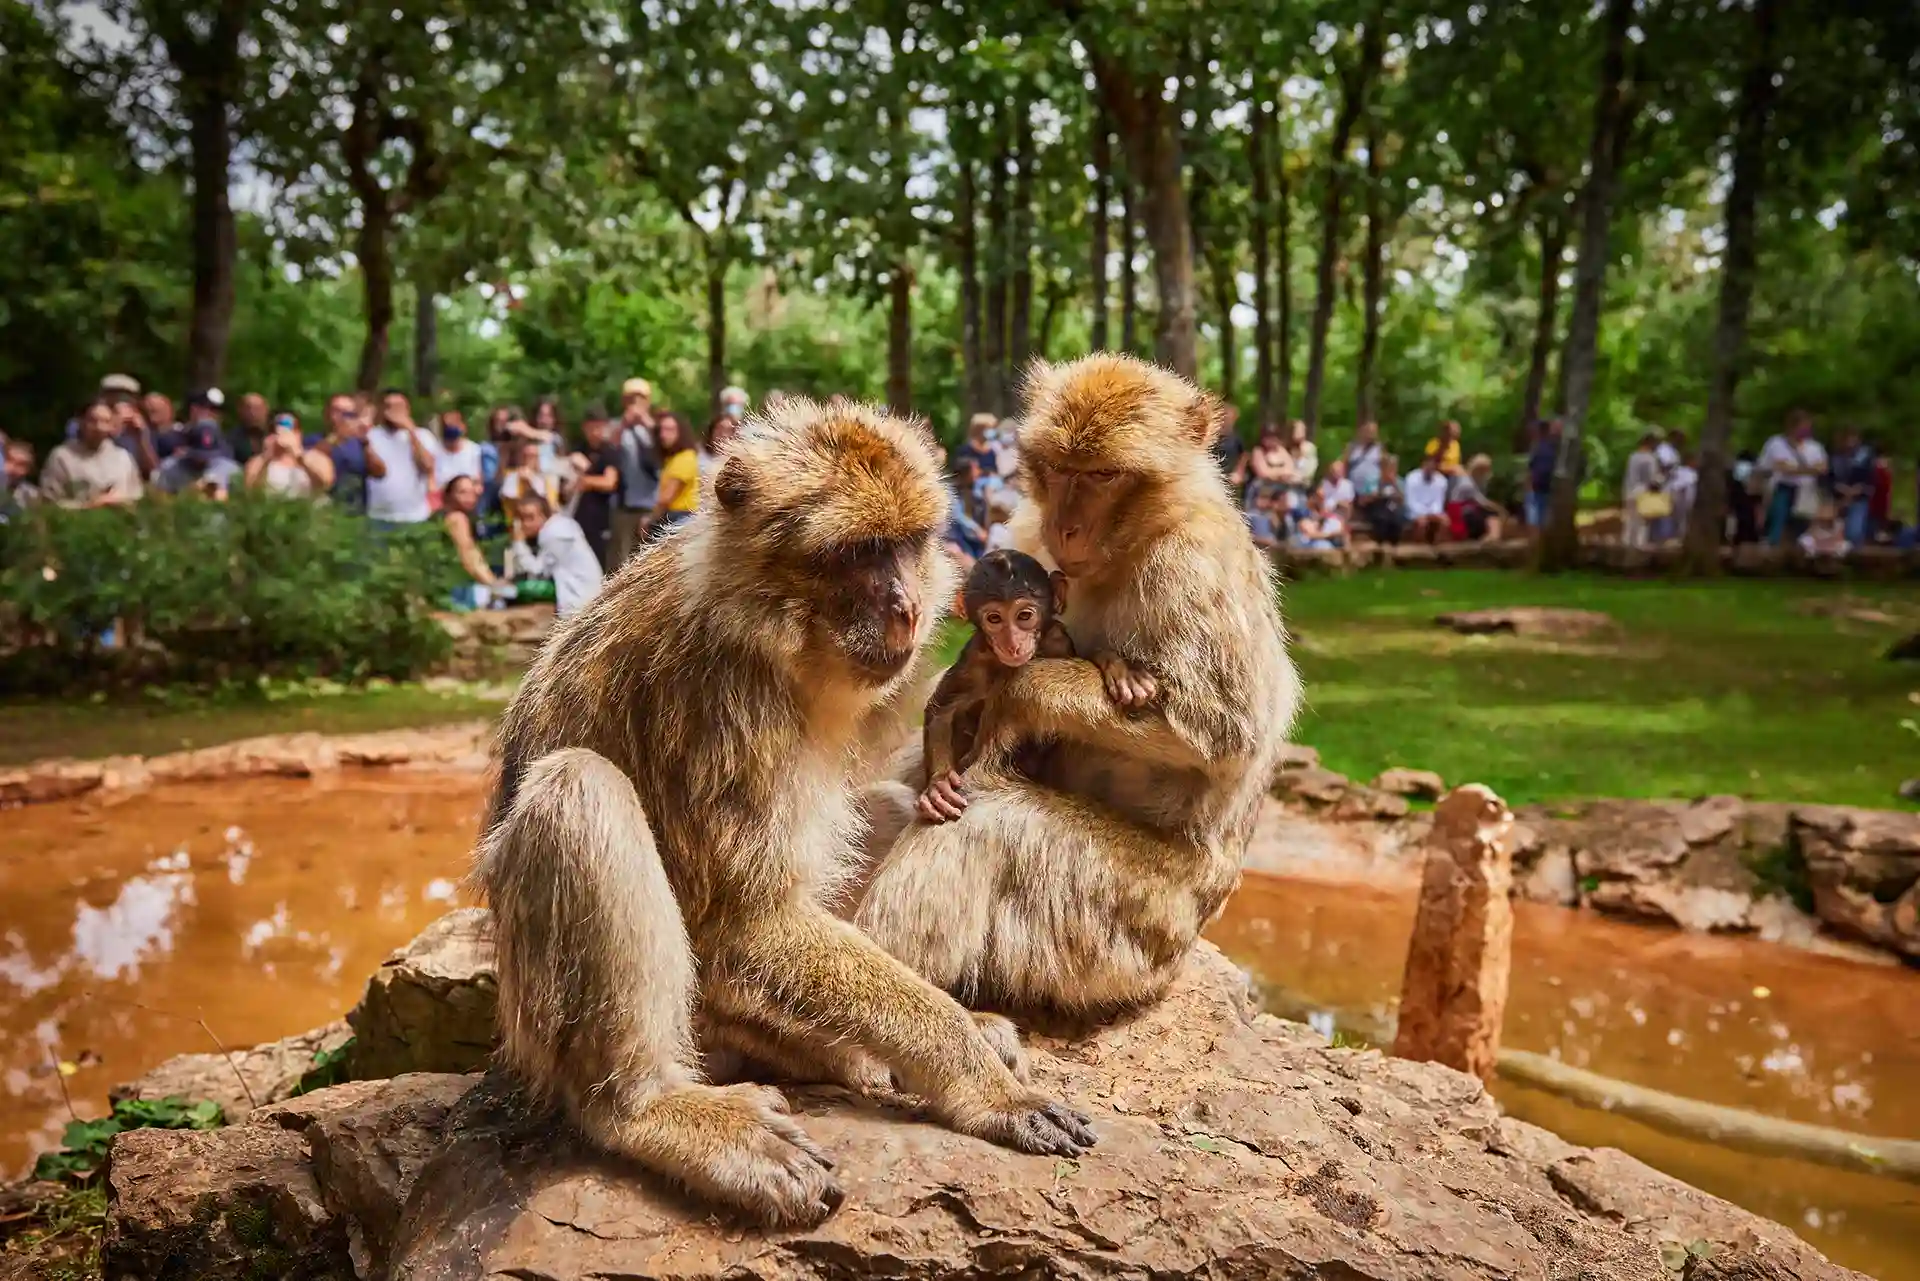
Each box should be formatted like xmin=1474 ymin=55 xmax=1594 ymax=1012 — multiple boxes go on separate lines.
xmin=1093 ymin=652 xmax=1159 ymax=710
xmin=916 ymin=770 xmax=970 ymax=823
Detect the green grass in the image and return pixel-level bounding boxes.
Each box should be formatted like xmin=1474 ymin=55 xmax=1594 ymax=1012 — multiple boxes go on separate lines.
xmin=0 ymin=681 xmax=512 ymax=767
xmin=1281 ymin=571 xmax=1917 ymax=808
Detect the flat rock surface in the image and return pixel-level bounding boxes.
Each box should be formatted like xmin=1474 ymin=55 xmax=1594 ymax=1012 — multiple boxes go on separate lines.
xmin=1434 ymin=607 xmax=1617 ymax=638
xmin=110 ymin=1020 xmax=353 ymax=1122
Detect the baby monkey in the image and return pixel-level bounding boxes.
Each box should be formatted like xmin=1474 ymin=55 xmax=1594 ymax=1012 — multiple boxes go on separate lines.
xmin=918 ymin=550 xmax=1075 ymax=823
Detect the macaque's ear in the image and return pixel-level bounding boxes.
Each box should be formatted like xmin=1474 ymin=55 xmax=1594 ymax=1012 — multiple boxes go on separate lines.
xmin=1048 ymin=569 xmax=1068 ymax=613
xmin=1019 ymin=357 xmax=1059 ymax=412
xmin=1184 ymin=390 xmax=1224 ymax=445
xmin=713 ymin=458 xmax=752 ymax=512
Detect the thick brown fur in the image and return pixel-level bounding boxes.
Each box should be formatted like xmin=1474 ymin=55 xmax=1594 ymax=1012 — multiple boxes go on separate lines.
xmin=855 ymin=353 xmax=1300 ymax=1018
xmin=473 ymin=397 xmax=1094 ymax=1230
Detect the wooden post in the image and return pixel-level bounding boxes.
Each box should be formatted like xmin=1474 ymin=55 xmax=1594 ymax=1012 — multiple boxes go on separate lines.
xmin=1392 ymin=784 xmax=1515 ymax=1080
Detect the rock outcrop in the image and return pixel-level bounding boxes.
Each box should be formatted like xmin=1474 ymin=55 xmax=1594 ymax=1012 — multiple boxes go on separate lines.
xmin=0 ymin=722 xmax=493 ymax=807
xmin=101 ymin=933 xmax=1865 ymax=1281
xmin=347 ymin=908 xmax=499 ymax=1079
xmin=435 ymin=604 xmax=555 ymax=676
xmin=1258 ymin=760 xmax=1920 ymax=963
xmin=110 ymin=1021 xmax=353 ymax=1123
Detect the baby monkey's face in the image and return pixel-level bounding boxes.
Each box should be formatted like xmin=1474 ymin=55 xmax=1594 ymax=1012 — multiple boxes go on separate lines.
xmin=976 ymin=594 xmax=1050 ymax=668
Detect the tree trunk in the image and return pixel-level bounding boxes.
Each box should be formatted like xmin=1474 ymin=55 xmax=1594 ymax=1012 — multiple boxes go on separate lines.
xmin=984 ymin=109 xmax=1010 ymax=414
xmin=1009 ymin=98 xmax=1034 ymax=374
xmin=1681 ymin=0 xmax=1780 ymax=575
xmin=1356 ymin=124 xmax=1386 ymax=428
xmin=355 ymin=200 xmax=394 ymax=393
xmin=413 ymin=278 xmax=438 ymax=401
xmin=1209 ymin=251 xmax=1237 ymax=406
xmin=1249 ymin=102 xmax=1274 ymax=426
xmin=705 ymin=240 xmax=727 ymax=415
xmin=1539 ymin=0 xmax=1635 ymax=572
xmin=185 ymin=93 xmax=237 ymax=392
xmin=958 ymin=153 xmax=983 ymax=417
xmin=887 ymin=259 xmax=912 ymax=414
xmin=1090 ymin=105 xmax=1112 ymax=351
xmin=1037 ymin=277 xmax=1067 ymax=357
xmin=1517 ymin=210 xmax=1568 ymax=449
xmin=1302 ymin=18 xmax=1385 ymax=436
xmin=1092 ymin=54 xmax=1198 ymax=378
xmin=1276 ymin=155 xmax=1293 ymax=420
xmin=1120 ymin=171 xmax=1139 ymax=354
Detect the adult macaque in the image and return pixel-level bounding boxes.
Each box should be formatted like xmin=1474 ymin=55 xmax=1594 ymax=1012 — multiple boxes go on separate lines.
xmin=918 ymin=549 xmax=1076 ymax=823
xmin=475 ymin=398 xmax=1094 ymax=1230
xmin=856 ymin=353 xmax=1300 ymax=1018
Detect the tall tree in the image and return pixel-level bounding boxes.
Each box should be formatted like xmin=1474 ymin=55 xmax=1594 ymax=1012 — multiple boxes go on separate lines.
xmin=1301 ymin=13 xmax=1385 ymax=435
xmin=1008 ymin=96 xmax=1035 ymax=375
xmin=1089 ymin=105 xmax=1113 ymax=350
xmin=1538 ymin=0 xmax=1636 ymax=571
xmin=1275 ymin=148 xmax=1294 ymax=421
xmin=1249 ymin=98 xmax=1276 ymax=425
xmin=1355 ymin=121 xmax=1386 ymax=427
xmin=1119 ymin=170 xmax=1140 ymax=353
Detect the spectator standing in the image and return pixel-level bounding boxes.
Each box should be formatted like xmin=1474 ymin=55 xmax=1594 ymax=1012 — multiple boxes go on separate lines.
xmin=316 ymin=393 xmax=374 ymax=513
xmin=1650 ymin=428 xmax=1686 ymax=541
xmin=1358 ymin=454 xmax=1407 ymax=544
xmin=244 ymin=413 xmax=333 ymax=497
xmin=1424 ymin=419 xmax=1464 ymax=475
xmin=984 ymin=490 xmax=1018 ymax=551
xmin=153 ymin=422 xmax=243 ymax=497
xmin=1758 ymin=409 xmax=1826 ymax=546
xmin=1525 ymin=418 xmax=1560 ymax=529
xmin=433 ymin=409 xmax=485 ymax=497
xmin=365 ymin=388 xmax=437 ymax=529
xmin=568 ymin=406 xmax=622 ymax=569
xmin=643 ymin=411 xmax=700 ymax=537
xmin=1621 ymin=431 xmax=1667 ymax=549
xmin=700 ymin=410 xmax=739 ymax=486
xmin=229 ymin=392 xmax=272 ymax=464
xmin=530 ymin=397 xmax=570 ymax=487
xmin=1829 ymin=428 xmax=1875 ymax=548
xmin=610 ymin=378 xmax=660 ymax=567
xmin=144 ymin=391 xmax=182 ymax=462
xmin=42 ymin=401 xmax=145 ymax=507
xmin=719 ymin=384 xmax=750 ymax=421
xmin=1728 ymin=449 xmax=1762 ymax=544
xmin=499 ymin=438 xmax=562 ymax=510
xmin=1667 ymin=450 xmax=1699 ymax=542
xmin=509 ymin=493 xmax=604 ymax=618
xmin=1404 ymin=451 xmax=1451 ymax=544
xmin=1868 ymin=440 xmax=1893 ymax=543
xmin=2 ymin=439 xmax=40 ymax=516
xmin=1344 ymin=421 xmax=1384 ymax=496
xmin=440 ymin=475 xmax=505 ymax=610
xmin=101 ymin=375 xmax=161 ymax=477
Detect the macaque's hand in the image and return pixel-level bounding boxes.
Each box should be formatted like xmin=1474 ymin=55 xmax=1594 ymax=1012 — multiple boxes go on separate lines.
xmin=916 ymin=770 xmax=969 ymax=823
xmin=1093 ymin=652 xmax=1159 ymax=710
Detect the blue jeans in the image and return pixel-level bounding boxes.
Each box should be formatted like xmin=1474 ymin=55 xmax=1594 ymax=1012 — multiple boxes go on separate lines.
xmin=1764 ymin=485 xmax=1798 ymax=546
xmin=1524 ymin=491 xmax=1548 ymax=528
xmin=1842 ymin=498 xmax=1870 ymax=547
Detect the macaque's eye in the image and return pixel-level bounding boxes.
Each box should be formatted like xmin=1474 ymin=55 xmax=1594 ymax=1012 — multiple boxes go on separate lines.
xmin=982 ymin=609 xmax=1003 ymax=627
xmin=1086 ymin=470 xmax=1121 ymax=484
xmin=1016 ymin=606 xmax=1037 ymax=626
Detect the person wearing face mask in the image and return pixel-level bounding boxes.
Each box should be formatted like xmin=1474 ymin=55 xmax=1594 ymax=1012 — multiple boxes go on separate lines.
xmin=719 ymin=385 xmax=750 ymax=421
xmin=243 ymin=412 xmax=334 ymax=498
xmin=432 ymin=408 xmax=485 ymax=499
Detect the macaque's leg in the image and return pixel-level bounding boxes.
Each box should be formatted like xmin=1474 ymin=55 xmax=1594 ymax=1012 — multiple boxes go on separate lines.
xmin=856 ymin=773 xmax=1237 ymax=1018
xmin=703 ymin=908 xmax=1091 ymax=1156
xmin=699 ymin=1014 xmax=895 ymax=1094
xmin=477 ymin=748 xmax=840 ymax=1227
xmin=841 ymin=780 xmax=917 ymax=916
xmin=975 ymin=659 xmax=1208 ymax=772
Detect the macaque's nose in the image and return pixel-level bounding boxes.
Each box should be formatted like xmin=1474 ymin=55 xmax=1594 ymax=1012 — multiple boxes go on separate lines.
xmin=883 ymin=583 xmax=920 ymax=651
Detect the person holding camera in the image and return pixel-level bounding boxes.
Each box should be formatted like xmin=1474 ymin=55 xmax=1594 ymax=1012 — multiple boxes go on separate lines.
xmin=243 ymin=412 xmax=334 ymax=498
xmin=365 ymin=388 xmax=437 ymax=530
xmin=153 ymin=421 xmax=243 ymax=498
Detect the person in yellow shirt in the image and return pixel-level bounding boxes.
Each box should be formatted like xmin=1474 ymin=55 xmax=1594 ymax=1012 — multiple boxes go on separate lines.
xmin=1424 ymin=419 xmax=1464 ymax=475
xmin=644 ymin=411 xmax=701 ymax=537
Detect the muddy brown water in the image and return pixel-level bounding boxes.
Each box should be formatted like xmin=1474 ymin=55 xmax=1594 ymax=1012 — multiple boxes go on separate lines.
xmin=3 ymin=777 xmax=1917 ymax=1278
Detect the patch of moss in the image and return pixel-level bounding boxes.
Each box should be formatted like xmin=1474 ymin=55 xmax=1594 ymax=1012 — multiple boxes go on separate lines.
xmin=1745 ymin=842 xmax=1815 ymax=914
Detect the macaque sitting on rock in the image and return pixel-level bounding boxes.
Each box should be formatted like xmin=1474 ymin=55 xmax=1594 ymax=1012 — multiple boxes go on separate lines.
xmin=918 ymin=550 xmax=1076 ymax=822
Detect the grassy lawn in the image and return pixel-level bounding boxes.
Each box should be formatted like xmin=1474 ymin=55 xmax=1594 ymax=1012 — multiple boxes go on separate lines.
xmin=0 ymin=682 xmax=512 ymax=768
xmin=1281 ymin=570 xmax=1917 ymax=809
xmin=2 ymin=572 xmax=1913 ymax=810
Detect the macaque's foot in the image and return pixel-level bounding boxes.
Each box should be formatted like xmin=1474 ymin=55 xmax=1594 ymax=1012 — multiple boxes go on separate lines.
xmin=953 ymin=1091 xmax=1097 ymax=1158
xmin=681 ymin=1084 xmax=843 ymax=1227
xmin=1094 ymin=652 xmax=1159 ymax=710
xmin=915 ymin=771 xmax=970 ymax=823
xmin=972 ymin=1012 xmax=1030 ymax=1081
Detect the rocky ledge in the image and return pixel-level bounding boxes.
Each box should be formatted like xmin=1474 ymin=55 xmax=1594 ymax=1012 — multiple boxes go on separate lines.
xmin=1270 ymin=540 xmax=1920 ymax=580
xmin=1261 ymin=749 xmax=1920 ymax=963
xmin=0 ymin=721 xmax=494 ymax=808
xmin=100 ymin=913 xmax=1864 ymax=1280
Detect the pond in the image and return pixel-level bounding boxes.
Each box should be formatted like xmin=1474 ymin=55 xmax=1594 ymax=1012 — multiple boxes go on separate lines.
xmin=3 ymin=776 xmax=1916 ymax=1279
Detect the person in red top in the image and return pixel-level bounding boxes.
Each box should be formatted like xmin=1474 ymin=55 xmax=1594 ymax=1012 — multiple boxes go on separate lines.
xmin=1868 ymin=438 xmax=1893 ymax=542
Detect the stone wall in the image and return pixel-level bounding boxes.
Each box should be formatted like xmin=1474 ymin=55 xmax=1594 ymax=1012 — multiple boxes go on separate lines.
xmin=1270 ymin=540 xmax=1920 ymax=580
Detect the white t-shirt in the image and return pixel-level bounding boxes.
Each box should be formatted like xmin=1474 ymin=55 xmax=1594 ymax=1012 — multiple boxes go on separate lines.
xmin=1405 ymin=468 xmax=1450 ymax=519
xmin=366 ymin=425 xmax=436 ymax=523
xmin=1758 ymin=435 xmax=1827 ymax=494
xmin=1319 ymin=477 xmax=1356 ymax=511
xmin=433 ymin=439 xmax=484 ymax=491
xmin=1669 ymin=464 xmax=1698 ymax=497
xmin=1655 ymin=441 xmax=1681 ymax=471
xmin=986 ymin=522 xmax=1016 ymax=551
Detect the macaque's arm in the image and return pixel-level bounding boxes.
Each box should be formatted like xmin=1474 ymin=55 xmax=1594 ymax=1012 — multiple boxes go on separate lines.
xmin=1037 ymin=619 xmax=1077 ymax=660
xmin=973 ymin=657 xmax=1210 ymax=772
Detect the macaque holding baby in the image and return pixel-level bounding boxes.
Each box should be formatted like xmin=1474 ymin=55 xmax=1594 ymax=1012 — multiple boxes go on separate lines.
xmin=918 ymin=550 xmax=1076 ymax=823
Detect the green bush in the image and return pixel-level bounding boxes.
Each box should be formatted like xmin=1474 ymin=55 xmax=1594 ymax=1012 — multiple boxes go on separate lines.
xmin=32 ymin=1096 xmax=224 ymax=1184
xmin=0 ymin=492 xmax=460 ymax=692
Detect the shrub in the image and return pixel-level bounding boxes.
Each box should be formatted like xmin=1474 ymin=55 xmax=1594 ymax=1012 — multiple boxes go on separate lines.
xmin=32 ymin=1096 xmax=224 ymax=1184
xmin=0 ymin=492 xmax=460 ymax=692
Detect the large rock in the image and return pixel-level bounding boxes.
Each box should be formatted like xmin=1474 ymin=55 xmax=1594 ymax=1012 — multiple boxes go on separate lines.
xmin=1435 ymin=606 xmax=1616 ymax=639
xmin=1794 ymin=805 xmax=1920 ymax=959
xmin=104 ymin=940 xmax=1862 ymax=1281
xmin=111 ymin=1021 xmax=354 ymax=1122
xmin=347 ymin=909 xmax=498 ymax=1080
xmin=1371 ymin=766 xmax=1446 ymax=800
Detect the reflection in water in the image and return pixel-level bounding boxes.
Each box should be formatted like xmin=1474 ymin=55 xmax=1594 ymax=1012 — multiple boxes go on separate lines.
xmin=4 ymin=777 xmax=1918 ymax=1278
xmin=0 ymin=775 xmax=483 ymax=1180
xmin=1207 ymin=875 xmax=1920 ymax=1281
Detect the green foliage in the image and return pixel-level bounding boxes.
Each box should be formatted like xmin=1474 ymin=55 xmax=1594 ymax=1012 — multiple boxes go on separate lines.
xmin=292 ymin=1037 xmax=355 ymax=1096
xmin=0 ymin=492 xmax=459 ymax=693
xmin=32 ymin=1096 xmax=224 ymax=1185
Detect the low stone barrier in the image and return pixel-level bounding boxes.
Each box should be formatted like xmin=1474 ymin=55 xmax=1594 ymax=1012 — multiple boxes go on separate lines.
xmin=1270 ymin=540 xmax=1920 ymax=579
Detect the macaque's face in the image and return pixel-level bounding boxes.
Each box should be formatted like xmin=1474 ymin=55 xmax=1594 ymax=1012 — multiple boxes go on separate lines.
xmin=816 ymin=535 xmax=931 ymax=682
xmin=1033 ymin=464 xmax=1136 ymax=578
xmin=975 ymin=592 xmax=1049 ymax=667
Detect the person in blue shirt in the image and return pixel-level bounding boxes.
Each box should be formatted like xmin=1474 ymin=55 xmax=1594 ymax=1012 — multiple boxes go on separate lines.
xmin=1525 ymin=418 xmax=1561 ymax=529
